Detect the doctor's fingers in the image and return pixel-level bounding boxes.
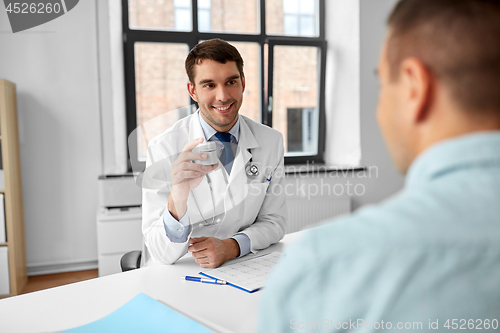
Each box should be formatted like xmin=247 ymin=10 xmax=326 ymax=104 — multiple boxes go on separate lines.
xmin=188 ymin=241 xmax=210 ymax=253
xmin=181 ymin=137 xmax=204 ymax=152
xmin=193 ymin=252 xmax=220 ymax=267
xmin=172 ymin=171 xmax=205 ymax=182
xmin=172 ymin=161 xmax=214 ymax=176
xmin=175 ymin=151 xmax=209 ymax=164
xmin=189 ymin=237 xmax=209 ymax=244
xmin=191 ymin=250 xmax=209 ymax=260
xmin=199 ymin=258 xmax=221 ymax=269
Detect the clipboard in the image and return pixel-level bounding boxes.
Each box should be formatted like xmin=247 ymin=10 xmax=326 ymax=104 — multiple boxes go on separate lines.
xmin=199 ymin=252 xmax=282 ymax=293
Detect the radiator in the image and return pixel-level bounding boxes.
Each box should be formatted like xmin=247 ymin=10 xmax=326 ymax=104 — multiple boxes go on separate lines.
xmin=286 ymin=196 xmax=351 ymax=233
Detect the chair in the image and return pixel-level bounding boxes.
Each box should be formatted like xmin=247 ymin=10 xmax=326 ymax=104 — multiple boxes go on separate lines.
xmin=120 ymin=251 xmax=142 ymax=272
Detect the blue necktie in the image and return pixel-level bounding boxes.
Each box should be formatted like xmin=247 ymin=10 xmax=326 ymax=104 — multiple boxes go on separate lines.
xmin=214 ymin=132 xmax=235 ymax=174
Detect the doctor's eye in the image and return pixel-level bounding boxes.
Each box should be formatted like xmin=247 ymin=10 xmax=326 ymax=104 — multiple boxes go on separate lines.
xmin=227 ymin=80 xmax=237 ymax=85
xmin=203 ymin=83 xmax=215 ymax=88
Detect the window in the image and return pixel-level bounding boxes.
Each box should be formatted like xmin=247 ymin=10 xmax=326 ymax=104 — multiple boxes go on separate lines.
xmin=287 ymin=107 xmax=316 ymax=153
xmin=283 ymin=0 xmax=318 ymax=37
xmin=174 ymin=0 xmax=192 ymax=31
xmin=197 ymin=0 xmax=211 ymax=32
xmin=123 ymin=0 xmax=326 ymax=170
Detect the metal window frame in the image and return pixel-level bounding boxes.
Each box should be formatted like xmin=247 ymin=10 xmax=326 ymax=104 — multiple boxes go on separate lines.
xmin=267 ymin=38 xmax=326 ymax=164
xmin=122 ymin=0 xmax=326 ymax=170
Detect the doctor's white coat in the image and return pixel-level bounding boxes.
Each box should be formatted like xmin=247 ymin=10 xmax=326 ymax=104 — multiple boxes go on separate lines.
xmin=141 ymin=111 xmax=287 ymax=265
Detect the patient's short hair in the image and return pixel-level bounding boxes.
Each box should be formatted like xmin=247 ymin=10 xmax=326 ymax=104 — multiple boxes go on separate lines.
xmin=185 ymin=39 xmax=244 ymax=85
xmin=387 ymin=0 xmax=500 ymax=113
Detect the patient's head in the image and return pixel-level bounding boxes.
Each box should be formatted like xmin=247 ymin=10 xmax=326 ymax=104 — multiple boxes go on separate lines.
xmin=377 ymin=0 xmax=500 ymax=173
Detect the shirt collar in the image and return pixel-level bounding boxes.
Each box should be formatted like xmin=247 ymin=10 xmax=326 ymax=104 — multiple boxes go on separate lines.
xmin=198 ymin=110 xmax=240 ymax=142
xmin=406 ymin=131 xmax=500 ymax=188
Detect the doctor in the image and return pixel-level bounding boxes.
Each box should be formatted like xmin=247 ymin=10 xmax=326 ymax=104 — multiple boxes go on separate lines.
xmin=142 ymin=39 xmax=287 ymax=268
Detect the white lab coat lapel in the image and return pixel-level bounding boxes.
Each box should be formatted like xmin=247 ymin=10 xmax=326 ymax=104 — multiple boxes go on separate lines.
xmin=226 ymin=116 xmax=259 ymax=207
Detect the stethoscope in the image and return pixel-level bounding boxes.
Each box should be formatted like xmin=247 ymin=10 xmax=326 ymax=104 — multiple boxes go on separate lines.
xmin=246 ymin=156 xmax=272 ymax=181
xmin=245 ymin=156 xmax=259 ymax=178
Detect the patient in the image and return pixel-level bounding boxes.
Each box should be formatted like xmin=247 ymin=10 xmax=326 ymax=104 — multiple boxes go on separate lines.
xmin=259 ymin=0 xmax=500 ymax=331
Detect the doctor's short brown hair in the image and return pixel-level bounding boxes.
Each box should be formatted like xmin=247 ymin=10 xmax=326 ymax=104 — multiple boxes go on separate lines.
xmin=387 ymin=0 xmax=500 ymax=113
xmin=185 ymin=39 xmax=244 ymax=85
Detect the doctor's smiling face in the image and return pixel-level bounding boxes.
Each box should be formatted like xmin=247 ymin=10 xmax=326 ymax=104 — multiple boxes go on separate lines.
xmin=187 ymin=59 xmax=245 ymax=133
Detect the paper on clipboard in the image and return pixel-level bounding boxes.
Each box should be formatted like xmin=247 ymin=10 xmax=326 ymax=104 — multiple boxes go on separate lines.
xmin=200 ymin=252 xmax=282 ymax=293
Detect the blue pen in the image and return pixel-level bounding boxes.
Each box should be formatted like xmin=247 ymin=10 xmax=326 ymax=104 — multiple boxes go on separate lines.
xmin=184 ymin=276 xmax=227 ymax=285
xmin=266 ymin=173 xmax=272 ymax=192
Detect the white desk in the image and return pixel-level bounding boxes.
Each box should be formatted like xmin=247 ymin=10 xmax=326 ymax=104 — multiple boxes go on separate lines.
xmin=0 ymin=232 xmax=301 ymax=333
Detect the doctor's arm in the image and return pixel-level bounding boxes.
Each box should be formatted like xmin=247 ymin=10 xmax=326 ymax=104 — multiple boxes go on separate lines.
xmin=142 ymin=138 xmax=216 ymax=265
xmin=168 ymin=138 xmax=217 ymax=220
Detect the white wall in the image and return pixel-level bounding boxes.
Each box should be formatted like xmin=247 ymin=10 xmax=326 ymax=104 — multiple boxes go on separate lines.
xmin=357 ymin=0 xmax=404 ymax=207
xmin=290 ymin=0 xmax=403 ymax=214
xmin=0 ymin=0 xmax=103 ymax=274
xmin=324 ymin=0 xmax=361 ymax=166
xmin=96 ymin=0 xmax=128 ymax=175
xmin=0 ymin=0 xmax=404 ymax=274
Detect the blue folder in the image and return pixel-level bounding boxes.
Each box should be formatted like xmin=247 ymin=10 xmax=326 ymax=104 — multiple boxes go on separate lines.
xmin=64 ymin=293 xmax=212 ymax=333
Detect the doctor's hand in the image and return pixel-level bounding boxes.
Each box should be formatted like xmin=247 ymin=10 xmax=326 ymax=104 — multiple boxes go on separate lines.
xmin=188 ymin=237 xmax=240 ymax=268
xmin=168 ymin=138 xmax=218 ymax=220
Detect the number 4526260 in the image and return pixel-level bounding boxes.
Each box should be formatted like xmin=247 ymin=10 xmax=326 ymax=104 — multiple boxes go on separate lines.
xmin=5 ymin=2 xmax=62 ymax=14
xmin=444 ymin=319 xmax=498 ymax=330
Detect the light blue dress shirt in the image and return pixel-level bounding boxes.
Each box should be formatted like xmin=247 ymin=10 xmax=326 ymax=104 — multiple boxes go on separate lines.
xmin=162 ymin=113 xmax=251 ymax=257
xmin=259 ymin=132 xmax=500 ymax=332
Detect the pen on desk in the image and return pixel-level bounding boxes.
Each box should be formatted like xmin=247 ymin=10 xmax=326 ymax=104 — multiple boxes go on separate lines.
xmin=183 ymin=276 xmax=227 ymax=285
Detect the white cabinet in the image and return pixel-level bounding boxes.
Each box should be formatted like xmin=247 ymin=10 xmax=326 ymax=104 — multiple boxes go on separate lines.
xmin=0 ymin=194 xmax=5 ymax=243
xmin=96 ymin=207 xmax=142 ymax=277
xmin=0 ymin=247 xmax=10 ymax=295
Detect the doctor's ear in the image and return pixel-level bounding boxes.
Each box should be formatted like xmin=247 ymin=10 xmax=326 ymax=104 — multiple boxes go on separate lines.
xmin=187 ymin=81 xmax=198 ymax=102
xmin=241 ymin=73 xmax=246 ymax=93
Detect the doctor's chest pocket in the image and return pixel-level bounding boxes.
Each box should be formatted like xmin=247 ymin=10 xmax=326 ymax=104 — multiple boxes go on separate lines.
xmin=241 ymin=181 xmax=270 ymax=225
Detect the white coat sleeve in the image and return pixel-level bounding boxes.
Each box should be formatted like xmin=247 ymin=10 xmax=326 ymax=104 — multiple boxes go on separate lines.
xmin=141 ymin=142 xmax=192 ymax=265
xmin=239 ymin=134 xmax=287 ymax=252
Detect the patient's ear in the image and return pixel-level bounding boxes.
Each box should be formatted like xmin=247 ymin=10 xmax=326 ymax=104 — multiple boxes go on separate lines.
xmin=399 ymin=57 xmax=432 ymax=124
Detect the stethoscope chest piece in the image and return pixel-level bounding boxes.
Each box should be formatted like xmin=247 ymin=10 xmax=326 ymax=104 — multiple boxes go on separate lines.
xmin=246 ymin=163 xmax=259 ymax=177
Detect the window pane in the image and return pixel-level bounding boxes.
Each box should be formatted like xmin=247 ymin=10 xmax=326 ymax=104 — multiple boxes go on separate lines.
xmin=174 ymin=0 xmax=190 ymax=7
xmin=272 ymin=45 xmax=319 ymax=156
xmin=128 ymin=0 xmax=192 ymax=32
xmin=226 ymin=42 xmax=261 ymax=123
xmin=175 ymin=9 xmax=191 ymax=31
xmin=267 ymin=0 xmax=319 ymax=37
xmin=299 ymin=16 xmax=315 ymax=37
xmin=198 ymin=0 xmax=210 ymax=9
xmin=198 ymin=0 xmax=259 ymax=34
xmin=283 ymin=0 xmax=299 ymax=13
xmin=134 ymin=43 xmax=190 ymax=160
xmin=300 ymin=0 xmax=315 ymax=14
xmin=284 ymin=15 xmax=299 ymax=36
xmin=198 ymin=10 xmax=211 ymax=31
